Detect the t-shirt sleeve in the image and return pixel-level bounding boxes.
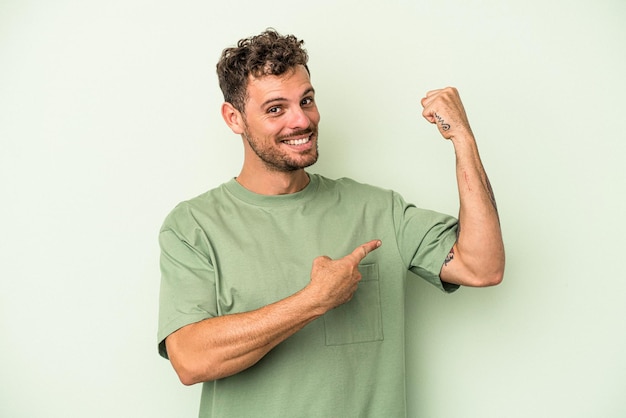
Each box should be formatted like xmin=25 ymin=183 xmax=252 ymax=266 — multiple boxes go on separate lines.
xmin=392 ymin=191 xmax=460 ymax=293
xmin=157 ymin=227 xmax=218 ymax=359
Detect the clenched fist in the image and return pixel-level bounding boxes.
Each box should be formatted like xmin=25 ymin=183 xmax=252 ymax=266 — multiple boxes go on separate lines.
xmin=421 ymin=87 xmax=473 ymax=141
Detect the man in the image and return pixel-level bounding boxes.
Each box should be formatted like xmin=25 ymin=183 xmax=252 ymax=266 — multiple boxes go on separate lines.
xmin=158 ymin=29 xmax=504 ymax=417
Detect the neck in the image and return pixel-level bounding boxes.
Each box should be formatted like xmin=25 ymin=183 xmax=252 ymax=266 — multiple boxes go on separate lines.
xmin=236 ymin=167 xmax=310 ymax=195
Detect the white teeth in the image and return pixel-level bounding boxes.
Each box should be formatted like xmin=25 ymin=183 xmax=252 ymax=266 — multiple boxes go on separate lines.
xmin=284 ymin=136 xmax=310 ymax=145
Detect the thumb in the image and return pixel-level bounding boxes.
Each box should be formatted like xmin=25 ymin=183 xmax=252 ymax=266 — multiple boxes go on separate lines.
xmin=422 ymin=108 xmax=437 ymax=125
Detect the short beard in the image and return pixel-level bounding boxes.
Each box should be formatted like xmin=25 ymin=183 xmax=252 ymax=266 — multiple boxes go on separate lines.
xmin=243 ymin=127 xmax=319 ymax=172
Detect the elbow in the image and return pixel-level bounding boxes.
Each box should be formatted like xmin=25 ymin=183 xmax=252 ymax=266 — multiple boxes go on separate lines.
xmin=170 ymin=354 xmax=203 ymax=386
xmin=463 ymin=257 xmax=505 ymax=287
xmin=490 ymin=255 xmax=506 ymax=286
xmin=176 ymin=366 xmax=201 ymax=386
xmin=475 ymin=260 xmax=505 ymax=287
xmin=166 ymin=336 xmax=222 ymax=385
xmin=177 ymin=374 xmax=196 ymax=387
xmin=483 ymin=269 xmax=504 ymax=287
xmin=172 ymin=357 xmax=221 ymax=386
xmin=470 ymin=248 xmax=505 ymax=287
xmin=171 ymin=349 xmax=229 ymax=385
xmin=166 ymin=339 xmax=201 ymax=385
xmin=464 ymin=270 xmax=503 ymax=288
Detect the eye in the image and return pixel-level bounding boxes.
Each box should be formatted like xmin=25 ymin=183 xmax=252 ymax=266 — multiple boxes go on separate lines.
xmin=301 ymin=97 xmax=314 ymax=106
xmin=267 ymin=106 xmax=282 ymax=114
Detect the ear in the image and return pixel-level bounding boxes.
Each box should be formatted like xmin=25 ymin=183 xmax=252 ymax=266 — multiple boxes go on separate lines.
xmin=221 ymin=102 xmax=245 ymax=135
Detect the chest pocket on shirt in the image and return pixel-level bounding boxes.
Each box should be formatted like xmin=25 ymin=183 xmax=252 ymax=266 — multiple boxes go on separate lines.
xmin=323 ymin=263 xmax=383 ymax=346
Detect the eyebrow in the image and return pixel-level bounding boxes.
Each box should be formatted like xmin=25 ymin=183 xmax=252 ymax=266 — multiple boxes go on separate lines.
xmin=260 ymin=87 xmax=316 ymax=109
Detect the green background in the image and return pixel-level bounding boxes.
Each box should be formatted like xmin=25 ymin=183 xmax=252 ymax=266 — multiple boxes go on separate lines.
xmin=1 ymin=0 xmax=624 ymax=416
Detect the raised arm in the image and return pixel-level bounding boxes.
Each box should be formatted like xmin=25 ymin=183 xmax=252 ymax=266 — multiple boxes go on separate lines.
xmin=165 ymin=239 xmax=382 ymax=385
xmin=421 ymin=87 xmax=504 ymax=287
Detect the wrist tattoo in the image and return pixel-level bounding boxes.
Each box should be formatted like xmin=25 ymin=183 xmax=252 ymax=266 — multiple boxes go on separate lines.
xmin=434 ymin=113 xmax=451 ymax=131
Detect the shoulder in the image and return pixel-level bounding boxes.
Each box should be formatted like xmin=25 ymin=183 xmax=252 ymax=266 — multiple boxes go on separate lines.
xmin=312 ymin=174 xmax=394 ymax=198
xmin=160 ymin=181 xmax=233 ymax=234
xmin=310 ymin=174 xmax=408 ymax=215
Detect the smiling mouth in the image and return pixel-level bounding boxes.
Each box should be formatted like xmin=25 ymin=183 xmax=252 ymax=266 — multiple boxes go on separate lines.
xmin=282 ymin=134 xmax=312 ymax=146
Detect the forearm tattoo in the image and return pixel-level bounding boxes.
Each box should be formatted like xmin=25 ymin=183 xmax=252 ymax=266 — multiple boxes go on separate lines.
xmin=485 ymin=176 xmax=498 ymax=212
xmin=434 ymin=113 xmax=450 ymax=131
xmin=444 ymin=247 xmax=455 ymax=266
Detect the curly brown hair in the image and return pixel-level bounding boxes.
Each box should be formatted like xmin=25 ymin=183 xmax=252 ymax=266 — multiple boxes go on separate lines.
xmin=216 ymin=29 xmax=310 ymax=113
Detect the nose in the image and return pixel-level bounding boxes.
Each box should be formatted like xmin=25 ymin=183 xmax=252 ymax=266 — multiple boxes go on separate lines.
xmin=288 ymin=106 xmax=311 ymax=130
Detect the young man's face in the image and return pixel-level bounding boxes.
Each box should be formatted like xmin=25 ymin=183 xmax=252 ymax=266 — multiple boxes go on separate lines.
xmin=241 ymin=65 xmax=320 ymax=172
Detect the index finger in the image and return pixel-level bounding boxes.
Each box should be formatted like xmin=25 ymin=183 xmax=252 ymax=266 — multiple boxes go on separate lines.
xmin=425 ymin=88 xmax=442 ymax=98
xmin=421 ymin=89 xmax=442 ymax=105
xmin=349 ymin=239 xmax=382 ymax=263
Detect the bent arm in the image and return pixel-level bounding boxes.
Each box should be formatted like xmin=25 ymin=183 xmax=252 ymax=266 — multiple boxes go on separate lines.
xmin=165 ymin=287 xmax=324 ymax=385
xmin=440 ymin=133 xmax=505 ymax=286
xmin=165 ymin=239 xmax=381 ymax=385
xmin=421 ymin=88 xmax=505 ymax=287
